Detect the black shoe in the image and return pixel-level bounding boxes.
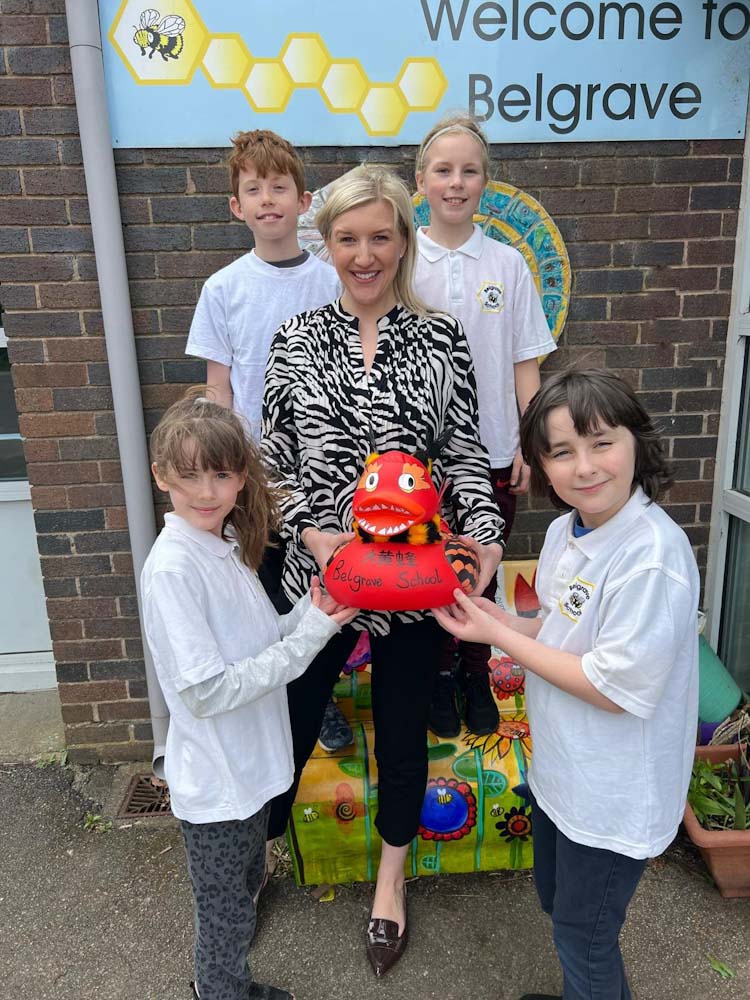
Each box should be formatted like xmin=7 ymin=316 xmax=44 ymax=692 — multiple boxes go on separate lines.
xmin=428 ymin=671 xmax=461 ymax=738
xmin=192 ymin=980 xmax=294 ymax=999
xmin=464 ymin=670 xmax=499 ymax=735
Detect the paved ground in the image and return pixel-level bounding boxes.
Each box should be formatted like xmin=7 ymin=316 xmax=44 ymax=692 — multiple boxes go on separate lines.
xmin=1 ymin=759 xmax=749 ymax=1000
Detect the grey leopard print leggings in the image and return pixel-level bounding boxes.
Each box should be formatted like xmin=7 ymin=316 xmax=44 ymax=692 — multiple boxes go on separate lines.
xmin=181 ymin=805 xmax=269 ymax=1000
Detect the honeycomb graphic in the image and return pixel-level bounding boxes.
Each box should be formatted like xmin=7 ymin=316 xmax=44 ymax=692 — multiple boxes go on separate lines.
xmin=109 ymin=2 xmax=447 ymax=136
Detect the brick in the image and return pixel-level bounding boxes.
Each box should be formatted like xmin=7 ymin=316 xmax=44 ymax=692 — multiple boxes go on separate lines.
xmin=566 ymin=297 xmax=608 ymax=322
xmin=642 ymin=367 xmax=708 ymax=390
xmin=35 ymin=508 xmax=104 ymax=533
xmin=150 ymin=195 xmax=228 ymax=223
xmin=73 ymin=530 xmax=130 ymax=554
xmin=654 ymin=158 xmax=729 ymax=183
xmin=53 ymin=386 xmax=112 ymax=413
xmin=575 ymin=216 xmax=649 ymax=240
xmin=22 ymin=107 xmax=79 ymax=135
xmin=650 ymin=213 xmax=722 ymax=239
xmin=79 ymin=575 xmax=135 ymax=597
xmin=682 ymin=293 xmax=731 ymax=318
xmin=96 ymin=742 xmax=153 ymax=764
xmin=616 ymin=186 xmax=689 ymax=213
xmin=59 ymin=138 xmax=82 ymax=165
xmin=67 ymin=484 xmax=125 ymax=508
xmin=36 ymin=533 xmax=71 ymax=555
xmin=15 ymin=386 xmax=52 ymax=410
xmin=38 ymin=281 xmax=101 ymax=310
xmin=0 ymin=199 xmax=67 ymax=225
xmin=90 ymin=657 xmax=144 ymax=682
xmin=607 ymin=344 xmax=675 ymax=369
xmin=43 ymin=578 xmax=77 ymax=598
xmin=50 ymin=619 xmax=82 ymax=640
xmin=46 ymin=338 xmax=106 ymax=362
xmin=660 ymin=414 xmax=704 ymax=436
xmin=193 ymin=225 xmax=251 ymax=250
xmin=19 ymin=411 xmax=95 ymax=437
xmin=673 ymin=436 xmax=718 ymax=458
xmin=129 ymin=278 xmax=197 ymax=307
xmin=113 ymin=149 xmax=145 ymax=164
xmin=30 ymin=485 xmax=68 ymax=509
xmin=538 ymin=189 xmax=614 ymax=215
xmin=116 ymin=167 xmax=187 ymax=193
xmin=118 ymin=596 xmax=140 ymax=617
xmin=48 ymin=13 xmax=67 ymax=42
xmin=160 ymin=307 xmax=195 ymax=332
xmin=574 ymin=269 xmax=643 ymax=295
xmin=54 ymin=639 xmax=125 ymax=665
xmin=42 ymin=555 xmax=111 ymax=580
xmin=6 ymin=312 xmax=83 ymax=340
xmin=690 ymin=186 xmax=741 ymax=211
xmin=97 ymin=700 xmax=150 ymax=721
xmin=0 ymin=166 xmax=21 ymax=192
xmin=0 ymin=254 xmax=74 ymax=281
xmin=640 ymin=318 xmax=710 ymax=344
xmin=23 ymin=168 xmax=86 ymax=195
xmin=65 ymin=747 xmax=100 ymax=765
xmin=27 ymin=460 xmax=101 ymax=485
xmin=0 ymin=1 xmax=66 ymax=13
xmin=675 ymin=389 xmax=722 ymax=412
xmin=0 ymin=78 xmax=52 ymax=107
xmin=122 ymin=225 xmax=190 ymax=252
xmin=13 ymin=362 xmax=87 ymax=387
xmin=46 ymin=597 xmax=116 ymax=620
xmin=146 ymin=148 xmax=223 ymax=164
xmin=66 ymin=724 xmax=131 ymax=745
xmin=141 ymin=384 xmax=184 ymax=409
xmin=0 ymin=15 xmax=47 ymax=43
xmin=667 ymin=480 xmax=715 ymax=503
xmin=579 ymin=158 xmax=656 ymax=185
xmin=58 ymin=680 xmax=127 ymax=704
xmin=7 ymin=44 xmax=69 ymax=74
xmin=503 ymin=160 xmax=579 ymax=187
xmin=611 ymin=292 xmax=679 ymax=320
xmin=52 ymin=74 xmax=74 ymax=104
xmin=189 ymin=166 xmax=230 ymax=193
xmin=61 ymin=704 xmax=94 ymax=724
xmin=0 ymin=227 xmax=29 ymax=252
xmin=645 ymin=266 xmax=718 ymax=292
xmin=157 ymin=250 xmax=236 ymax=278
xmin=128 ymin=681 xmax=147 ymax=699
xmin=22 ymin=438 xmax=58 ymax=461
xmin=566 ymin=243 xmax=612 ymax=268
xmin=723 ymin=213 xmax=738 ymax=238
xmin=6 ymin=339 xmax=44 ymax=363
xmin=564 ymin=322 xmax=638 ymax=346
xmin=58 ymin=437 xmax=119 ymax=461
xmin=106 ymin=507 xmax=129 ymax=530
xmin=163 ymin=359 xmax=205 ymax=383
xmin=111 ymin=553 xmax=134 ymax=575
xmin=135 ymin=334 xmax=186 ymax=360
xmin=1 ymin=284 xmax=37 ymax=308
xmin=31 ymin=227 xmax=93 ymax=253
xmin=84 ymin=617 xmax=141 ymax=639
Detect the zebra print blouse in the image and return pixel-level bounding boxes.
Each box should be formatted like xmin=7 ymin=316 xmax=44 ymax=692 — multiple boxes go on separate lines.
xmin=261 ymin=298 xmax=504 ymax=635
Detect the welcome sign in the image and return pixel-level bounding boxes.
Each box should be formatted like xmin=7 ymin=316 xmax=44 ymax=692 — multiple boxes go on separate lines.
xmin=101 ymin=1 xmax=750 ymax=145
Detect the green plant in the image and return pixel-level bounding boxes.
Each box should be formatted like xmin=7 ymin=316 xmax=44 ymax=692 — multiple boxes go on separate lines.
xmin=688 ymin=747 xmax=750 ymax=832
xmin=83 ymin=812 xmax=113 ymax=834
xmin=35 ymin=749 xmax=68 ymax=769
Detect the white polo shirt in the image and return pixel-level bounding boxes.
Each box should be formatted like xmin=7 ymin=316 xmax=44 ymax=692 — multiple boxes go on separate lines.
xmin=527 ymin=488 xmax=699 ymax=859
xmin=415 ymin=225 xmax=556 ymax=466
xmin=141 ymin=513 xmax=338 ymax=823
xmin=186 ymin=250 xmax=340 ymax=439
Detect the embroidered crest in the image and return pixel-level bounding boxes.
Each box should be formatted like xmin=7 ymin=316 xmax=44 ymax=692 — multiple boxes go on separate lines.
xmin=559 ymin=576 xmax=595 ymax=623
xmin=476 ymin=281 xmax=505 ymax=313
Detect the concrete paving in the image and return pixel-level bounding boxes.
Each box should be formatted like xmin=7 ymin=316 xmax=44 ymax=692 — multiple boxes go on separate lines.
xmin=1 ymin=761 xmax=749 ymax=1000
xmin=0 ymin=689 xmax=65 ymax=761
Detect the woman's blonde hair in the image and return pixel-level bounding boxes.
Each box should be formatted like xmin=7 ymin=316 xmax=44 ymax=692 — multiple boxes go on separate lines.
xmin=149 ymin=387 xmax=281 ymax=570
xmin=416 ymin=111 xmax=491 ymax=179
xmin=316 ymin=164 xmax=430 ymax=316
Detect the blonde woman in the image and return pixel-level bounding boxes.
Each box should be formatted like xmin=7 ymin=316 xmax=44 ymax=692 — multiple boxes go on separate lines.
xmin=262 ymin=165 xmax=504 ymax=976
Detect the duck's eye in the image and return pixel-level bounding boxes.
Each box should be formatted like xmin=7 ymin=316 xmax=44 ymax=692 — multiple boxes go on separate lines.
xmin=398 ymin=473 xmax=416 ymax=492
xmin=364 ymin=471 xmax=379 ymax=491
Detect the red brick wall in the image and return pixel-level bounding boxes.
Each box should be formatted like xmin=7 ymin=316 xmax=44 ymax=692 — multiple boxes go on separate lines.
xmin=0 ymin=1 xmax=743 ymax=762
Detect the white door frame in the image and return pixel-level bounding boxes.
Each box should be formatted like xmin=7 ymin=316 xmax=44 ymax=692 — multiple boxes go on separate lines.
xmin=705 ymin=108 xmax=750 ymax=650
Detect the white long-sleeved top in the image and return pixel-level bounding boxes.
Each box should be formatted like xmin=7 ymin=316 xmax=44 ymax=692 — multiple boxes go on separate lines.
xmin=141 ymin=513 xmax=340 ymax=823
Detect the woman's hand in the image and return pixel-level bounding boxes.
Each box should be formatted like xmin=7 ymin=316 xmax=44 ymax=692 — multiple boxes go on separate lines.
xmin=459 ymin=536 xmax=503 ymax=594
xmin=432 ymin=590 xmax=503 ymax=645
xmin=509 ymin=447 xmax=530 ymax=495
xmin=310 ymin=575 xmax=359 ymax=626
xmin=301 ymin=527 xmax=355 ymax=572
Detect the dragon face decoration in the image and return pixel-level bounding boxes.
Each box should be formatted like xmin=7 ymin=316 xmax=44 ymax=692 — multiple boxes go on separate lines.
xmin=324 ymin=447 xmax=480 ymax=611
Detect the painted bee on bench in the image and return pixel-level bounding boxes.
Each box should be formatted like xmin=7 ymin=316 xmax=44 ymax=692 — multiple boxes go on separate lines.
xmin=133 ymin=9 xmax=185 ymax=62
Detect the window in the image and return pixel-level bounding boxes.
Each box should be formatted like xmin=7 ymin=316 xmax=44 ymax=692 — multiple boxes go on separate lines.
xmin=0 ymin=322 xmax=28 ymax=483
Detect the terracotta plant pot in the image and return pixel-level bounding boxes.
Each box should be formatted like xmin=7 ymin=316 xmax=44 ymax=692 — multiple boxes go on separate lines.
xmin=683 ymin=744 xmax=750 ymax=898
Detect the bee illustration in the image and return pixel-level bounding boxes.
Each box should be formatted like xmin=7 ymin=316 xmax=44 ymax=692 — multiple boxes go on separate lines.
xmin=490 ymin=803 xmax=502 ymax=817
xmin=302 ymin=807 xmax=319 ymax=823
xmin=133 ymin=9 xmax=185 ymax=62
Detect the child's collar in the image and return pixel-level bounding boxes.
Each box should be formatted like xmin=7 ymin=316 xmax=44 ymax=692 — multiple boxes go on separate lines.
xmin=163 ymin=512 xmax=237 ymax=558
xmin=566 ymin=486 xmax=649 ymax=555
xmin=417 ymin=224 xmax=483 ymax=262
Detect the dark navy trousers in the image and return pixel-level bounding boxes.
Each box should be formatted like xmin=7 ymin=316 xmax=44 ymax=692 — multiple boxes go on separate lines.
xmin=530 ymin=791 xmax=647 ymax=1000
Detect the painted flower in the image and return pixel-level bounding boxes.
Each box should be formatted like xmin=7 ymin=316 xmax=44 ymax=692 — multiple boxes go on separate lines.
xmin=463 ymin=717 xmax=532 ymax=766
xmin=418 ymin=778 xmax=477 ymax=841
xmin=496 ymin=805 xmax=532 ymax=842
xmin=489 ymin=656 xmax=525 ymax=700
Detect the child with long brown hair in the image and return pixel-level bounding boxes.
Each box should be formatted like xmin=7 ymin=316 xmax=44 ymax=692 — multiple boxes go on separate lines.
xmin=141 ymin=389 xmax=355 ymax=1000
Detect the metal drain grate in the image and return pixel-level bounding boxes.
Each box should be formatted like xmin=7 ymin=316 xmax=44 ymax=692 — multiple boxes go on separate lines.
xmin=117 ymin=773 xmax=172 ymax=818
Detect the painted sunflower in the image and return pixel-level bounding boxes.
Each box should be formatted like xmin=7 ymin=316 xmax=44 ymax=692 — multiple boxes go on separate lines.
xmin=496 ymin=805 xmax=532 ymax=842
xmin=463 ymin=716 xmax=532 ymax=765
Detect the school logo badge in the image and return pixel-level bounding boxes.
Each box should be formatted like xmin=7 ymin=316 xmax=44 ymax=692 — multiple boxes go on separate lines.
xmin=559 ymin=576 xmax=595 ymax=623
xmin=477 ymin=281 xmax=505 ymax=313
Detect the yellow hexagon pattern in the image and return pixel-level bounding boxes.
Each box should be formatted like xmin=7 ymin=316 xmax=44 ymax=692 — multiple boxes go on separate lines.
xmin=109 ymin=5 xmax=447 ymax=135
xmin=202 ymin=35 xmax=252 ymax=89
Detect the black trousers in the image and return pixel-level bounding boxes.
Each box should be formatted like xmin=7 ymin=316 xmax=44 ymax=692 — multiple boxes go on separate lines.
xmin=269 ymin=616 xmax=443 ymax=847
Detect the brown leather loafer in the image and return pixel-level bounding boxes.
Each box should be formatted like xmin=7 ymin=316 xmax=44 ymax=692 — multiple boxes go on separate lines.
xmin=365 ymin=917 xmax=408 ymax=977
